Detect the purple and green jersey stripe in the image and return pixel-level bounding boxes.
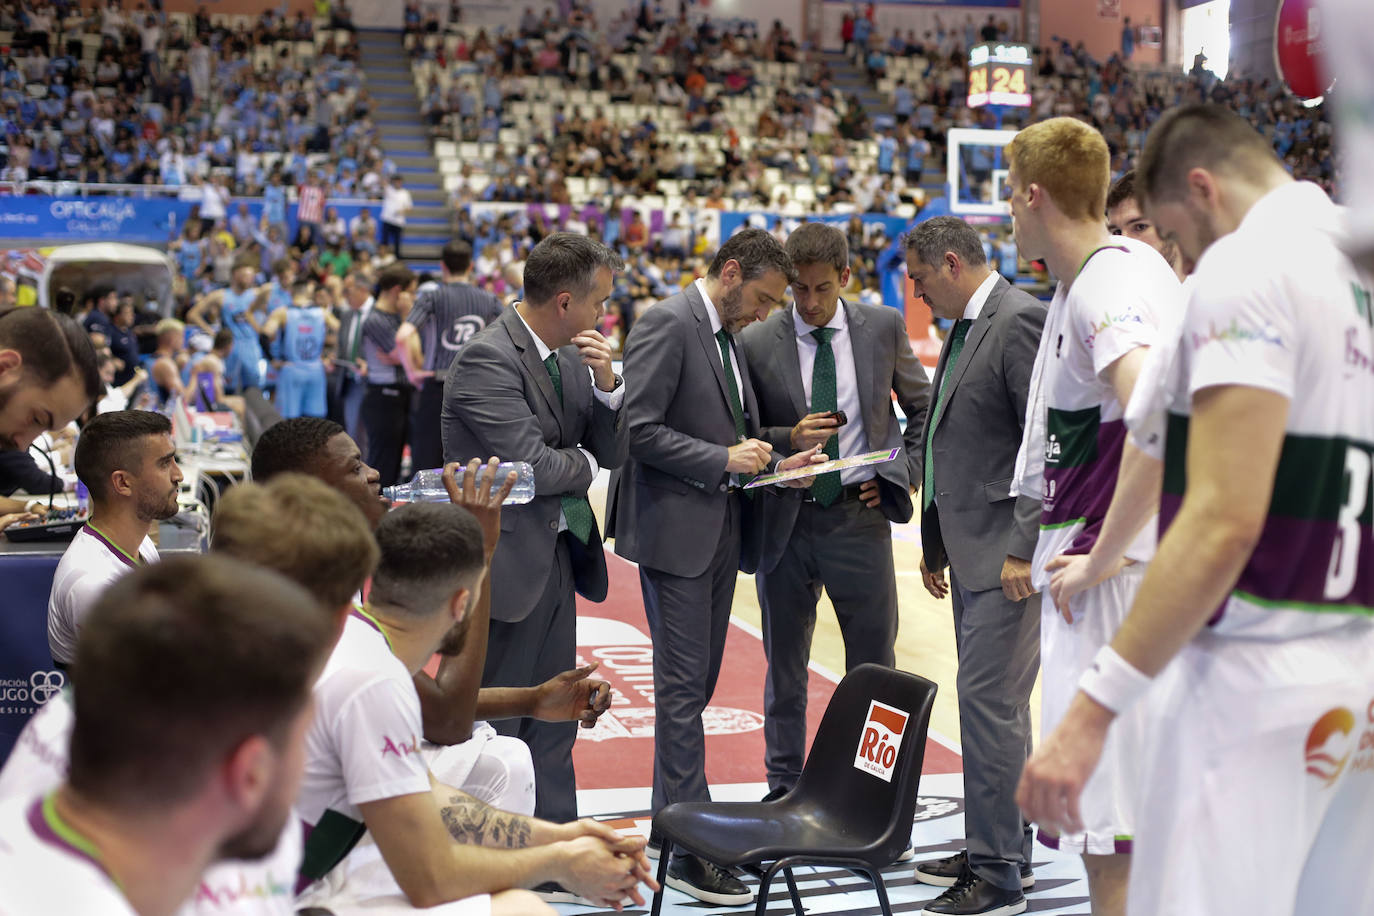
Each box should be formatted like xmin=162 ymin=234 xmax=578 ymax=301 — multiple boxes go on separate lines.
xmin=1039 ymin=406 xmax=1129 ymax=557
xmin=1161 ymin=412 xmax=1374 ymax=632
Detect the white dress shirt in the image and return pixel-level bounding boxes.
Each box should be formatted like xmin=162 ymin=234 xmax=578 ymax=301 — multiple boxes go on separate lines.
xmin=695 ymin=278 xmax=744 ymax=402
xmin=793 ymin=302 xmax=872 ymax=485
xmin=961 ymin=270 xmax=1001 ymax=322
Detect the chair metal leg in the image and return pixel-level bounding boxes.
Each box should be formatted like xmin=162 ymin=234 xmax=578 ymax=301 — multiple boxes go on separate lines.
xmin=864 ymin=867 xmax=894 ymax=916
xmin=650 ymin=841 xmax=673 ymax=916
xmin=754 ymin=861 xmax=779 ymax=916
xmin=783 ymin=867 xmax=805 ymax=915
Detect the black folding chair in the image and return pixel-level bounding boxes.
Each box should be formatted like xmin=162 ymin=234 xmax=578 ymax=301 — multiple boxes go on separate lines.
xmin=650 ymin=663 xmax=937 ymax=916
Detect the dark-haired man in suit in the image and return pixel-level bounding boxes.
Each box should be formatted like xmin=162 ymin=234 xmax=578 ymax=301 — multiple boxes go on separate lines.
xmin=442 ymin=233 xmax=627 ymax=830
xmin=740 ymin=222 xmax=930 ymax=804
xmin=606 ymin=227 xmax=822 ymax=907
xmin=906 ymin=216 xmax=1046 ymax=916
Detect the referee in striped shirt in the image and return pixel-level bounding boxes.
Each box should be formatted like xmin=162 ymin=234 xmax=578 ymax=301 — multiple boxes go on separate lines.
xmin=396 ymin=239 xmax=505 ymax=471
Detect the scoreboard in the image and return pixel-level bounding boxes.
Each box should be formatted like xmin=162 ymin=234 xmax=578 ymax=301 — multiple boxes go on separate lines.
xmin=967 ymin=42 xmax=1032 ymax=108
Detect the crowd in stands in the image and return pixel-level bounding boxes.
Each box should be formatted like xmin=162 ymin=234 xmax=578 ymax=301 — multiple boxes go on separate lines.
xmin=0 ymin=0 xmax=1340 ymax=350
xmin=0 ymin=0 xmax=391 ymax=202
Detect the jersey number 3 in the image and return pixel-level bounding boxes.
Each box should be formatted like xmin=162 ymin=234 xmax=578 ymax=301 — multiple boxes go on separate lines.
xmin=1325 ymin=445 xmax=1370 ymax=602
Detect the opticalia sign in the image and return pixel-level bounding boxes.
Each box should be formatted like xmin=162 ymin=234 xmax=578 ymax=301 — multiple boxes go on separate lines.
xmin=0 ymin=196 xmax=183 ymax=243
xmin=854 ymin=699 xmax=910 ymax=782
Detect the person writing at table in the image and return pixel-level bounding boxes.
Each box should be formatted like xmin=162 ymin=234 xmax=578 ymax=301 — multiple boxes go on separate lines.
xmin=47 ymin=411 xmax=184 ymax=669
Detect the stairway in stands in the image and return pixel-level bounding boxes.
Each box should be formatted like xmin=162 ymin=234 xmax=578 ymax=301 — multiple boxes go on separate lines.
xmin=357 ymin=29 xmax=448 ymax=270
xmin=821 ymin=49 xmax=947 ymax=205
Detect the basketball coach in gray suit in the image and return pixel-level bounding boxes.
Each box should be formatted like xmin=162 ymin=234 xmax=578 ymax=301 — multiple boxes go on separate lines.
xmin=606 ymin=229 xmax=821 ymax=907
xmin=905 ymin=217 xmax=1046 ymax=916
xmin=739 ymin=222 xmax=931 ymax=799
xmin=441 ymin=233 xmax=627 ymax=825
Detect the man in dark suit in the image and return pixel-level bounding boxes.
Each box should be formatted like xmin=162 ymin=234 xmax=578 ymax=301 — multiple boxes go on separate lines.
xmin=441 ymin=233 xmax=627 ymax=828
xmin=328 ymin=270 xmax=373 ymax=444
xmin=906 ymin=217 xmax=1046 ymax=916
xmin=739 ymin=222 xmax=931 ymax=801
xmin=606 ymin=228 xmax=819 ymax=907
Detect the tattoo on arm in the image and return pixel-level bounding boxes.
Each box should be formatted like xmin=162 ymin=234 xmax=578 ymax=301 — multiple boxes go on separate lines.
xmin=440 ymin=793 xmax=532 ymax=848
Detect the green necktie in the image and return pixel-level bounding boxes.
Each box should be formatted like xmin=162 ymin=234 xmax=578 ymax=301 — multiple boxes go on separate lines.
xmin=714 ymin=329 xmax=747 ymax=441
xmin=715 ymin=329 xmax=754 ymax=489
xmin=543 ymin=353 xmax=594 ymax=544
xmin=809 ymin=327 xmax=841 ymax=507
xmin=924 ymin=319 xmax=972 ymax=510
xmin=347 ymin=312 xmax=363 ymax=361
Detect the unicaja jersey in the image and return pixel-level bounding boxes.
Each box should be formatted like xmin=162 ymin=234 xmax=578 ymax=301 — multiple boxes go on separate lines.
xmin=1161 ymin=181 xmax=1374 ymax=640
xmin=0 ymin=693 xmax=305 ymax=916
xmin=282 ymin=306 xmax=328 ymax=366
xmin=0 ymin=795 xmax=136 ymax=914
xmin=48 ymin=525 xmax=159 ymax=665
xmin=297 ymin=610 xmax=430 ymax=888
xmin=1030 ymin=236 xmax=1184 ymax=590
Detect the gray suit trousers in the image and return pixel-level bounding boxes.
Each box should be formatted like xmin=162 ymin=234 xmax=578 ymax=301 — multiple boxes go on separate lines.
xmin=755 ymin=497 xmax=897 ymax=789
xmin=950 ymin=569 xmax=1040 ymax=891
xmin=482 ymin=534 xmax=578 ymax=823
xmin=640 ymin=492 xmax=741 ymax=814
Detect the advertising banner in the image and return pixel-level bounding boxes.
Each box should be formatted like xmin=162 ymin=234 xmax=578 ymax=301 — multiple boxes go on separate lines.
xmin=0 ymin=197 xmax=185 ymax=244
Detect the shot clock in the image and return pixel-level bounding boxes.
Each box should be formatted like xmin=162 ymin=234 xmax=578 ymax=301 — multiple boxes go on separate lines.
xmin=967 ymin=42 xmax=1033 ymax=108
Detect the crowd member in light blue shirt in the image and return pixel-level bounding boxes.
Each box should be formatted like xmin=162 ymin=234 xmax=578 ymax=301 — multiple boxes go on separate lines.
xmin=262 ymin=172 xmax=288 ymax=229
xmin=877 ymin=131 xmax=896 ymax=175
xmin=893 ymin=80 xmax=914 ymax=123
xmin=995 ymin=231 xmax=1018 ymax=281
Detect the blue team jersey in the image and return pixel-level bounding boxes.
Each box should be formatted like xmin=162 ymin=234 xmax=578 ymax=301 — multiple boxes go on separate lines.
xmin=268 ymin=281 xmax=293 ymax=314
xmin=221 ymin=288 xmax=262 ymax=348
xmin=282 ymin=306 xmax=328 ymax=365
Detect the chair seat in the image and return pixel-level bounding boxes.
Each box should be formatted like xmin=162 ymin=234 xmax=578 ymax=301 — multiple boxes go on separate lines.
xmin=655 ymin=798 xmax=896 ymax=869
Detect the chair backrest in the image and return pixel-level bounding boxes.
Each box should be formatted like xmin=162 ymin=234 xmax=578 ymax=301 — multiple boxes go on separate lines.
xmin=789 ymin=663 xmax=937 ymax=864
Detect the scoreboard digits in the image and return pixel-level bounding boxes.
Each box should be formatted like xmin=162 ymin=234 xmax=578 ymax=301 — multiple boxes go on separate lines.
xmin=967 ymin=42 xmax=1032 ymax=108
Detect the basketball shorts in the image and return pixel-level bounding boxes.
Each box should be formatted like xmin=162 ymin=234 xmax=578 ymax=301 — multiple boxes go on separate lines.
xmin=1038 ymin=563 xmax=1149 ymax=855
xmin=1128 ymin=619 xmax=1374 ymax=916
xmin=275 ymin=361 xmax=327 ymax=419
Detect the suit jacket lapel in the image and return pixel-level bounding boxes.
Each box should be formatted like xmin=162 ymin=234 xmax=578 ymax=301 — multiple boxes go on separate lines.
xmin=688 ymin=284 xmax=736 ymax=418
xmin=939 ymin=279 xmax=1004 ymax=416
xmin=503 ymin=307 xmax=565 ymax=437
xmin=844 ymin=300 xmax=875 ymax=429
xmin=774 ymin=308 xmax=807 ymax=418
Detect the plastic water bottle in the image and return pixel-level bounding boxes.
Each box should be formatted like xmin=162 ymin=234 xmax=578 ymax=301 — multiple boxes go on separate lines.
xmin=75 ymin=480 xmax=89 ymax=516
xmin=382 ymin=462 xmax=536 ymax=505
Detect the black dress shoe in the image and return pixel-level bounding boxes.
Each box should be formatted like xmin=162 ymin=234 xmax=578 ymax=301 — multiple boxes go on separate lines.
xmin=914 ymin=850 xmax=1034 ymax=889
xmin=666 ymin=852 xmax=755 ymax=906
xmin=760 ymin=784 xmax=791 ymax=802
xmin=920 ymin=872 xmax=1026 ymax=916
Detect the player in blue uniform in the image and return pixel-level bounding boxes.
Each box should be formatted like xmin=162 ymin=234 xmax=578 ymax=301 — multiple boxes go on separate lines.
xmin=187 ymin=258 xmax=272 ymax=394
xmin=264 ymin=280 xmax=339 ymax=418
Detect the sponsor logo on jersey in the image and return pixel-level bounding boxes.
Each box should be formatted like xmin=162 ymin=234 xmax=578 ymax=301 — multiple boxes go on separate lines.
xmin=194 ymin=872 xmax=293 ymax=906
xmin=380 ymin=734 xmax=422 ymax=758
xmin=1305 ymin=706 xmax=1355 ymax=787
xmin=854 ymin=700 xmax=909 ymax=782
xmin=1190 ymin=317 xmax=1286 ymax=351
xmin=1083 ymin=308 xmax=1145 ymax=350
xmin=1350 ymin=699 xmax=1374 ymax=776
